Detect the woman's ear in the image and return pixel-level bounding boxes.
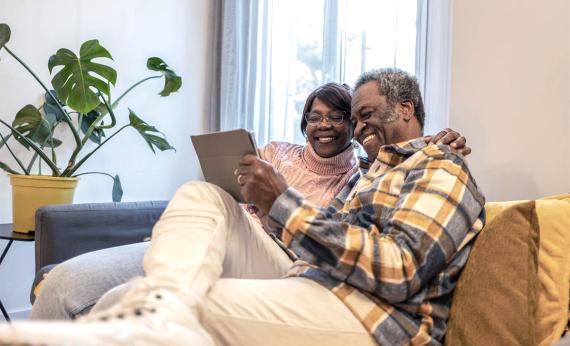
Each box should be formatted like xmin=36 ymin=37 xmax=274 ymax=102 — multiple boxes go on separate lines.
xmin=399 ymin=101 xmax=414 ymax=121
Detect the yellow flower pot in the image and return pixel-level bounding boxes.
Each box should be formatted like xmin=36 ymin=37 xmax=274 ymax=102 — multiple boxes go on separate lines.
xmin=9 ymin=174 xmax=79 ymax=233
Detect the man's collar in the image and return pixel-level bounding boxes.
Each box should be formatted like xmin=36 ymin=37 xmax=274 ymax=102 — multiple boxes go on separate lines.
xmin=381 ymin=137 xmax=427 ymax=156
xmin=357 ymin=137 xmax=427 ymax=169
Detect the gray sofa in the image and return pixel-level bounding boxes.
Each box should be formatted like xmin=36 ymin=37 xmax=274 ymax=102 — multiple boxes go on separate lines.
xmin=31 ymin=201 xmax=167 ymax=303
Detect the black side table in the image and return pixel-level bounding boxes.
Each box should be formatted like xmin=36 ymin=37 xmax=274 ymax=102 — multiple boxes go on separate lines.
xmin=0 ymin=224 xmax=34 ymax=322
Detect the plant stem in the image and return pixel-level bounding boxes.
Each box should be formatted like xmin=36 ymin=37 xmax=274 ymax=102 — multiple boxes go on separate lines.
xmin=26 ymin=119 xmax=60 ymax=172
xmin=81 ymin=93 xmax=116 ymax=146
xmin=112 ymin=75 xmax=161 ymax=107
xmin=0 ymin=132 xmax=28 ymax=174
xmin=96 ymin=91 xmax=117 ymax=130
xmin=65 ymin=124 xmax=130 ymax=176
xmin=50 ymin=137 xmax=56 ymax=163
xmin=65 ymin=118 xmax=88 ymax=173
xmin=26 ymin=152 xmax=38 ymax=172
xmin=0 ymin=119 xmax=60 ymax=175
xmin=3 ymin=45 xmax=82 ymax=147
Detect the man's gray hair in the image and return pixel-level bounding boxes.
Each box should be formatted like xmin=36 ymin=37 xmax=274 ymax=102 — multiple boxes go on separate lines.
xmin=353 ymin=67 xmax=425 ymax=129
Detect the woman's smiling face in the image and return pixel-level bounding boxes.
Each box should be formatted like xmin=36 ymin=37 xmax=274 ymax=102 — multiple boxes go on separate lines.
xmin=305 ymin=98 xmax=353 ymax=158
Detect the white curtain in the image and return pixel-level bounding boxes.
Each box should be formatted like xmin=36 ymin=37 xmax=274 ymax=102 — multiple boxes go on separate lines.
xmin=218 ymin=0 xmax=271 ymax=144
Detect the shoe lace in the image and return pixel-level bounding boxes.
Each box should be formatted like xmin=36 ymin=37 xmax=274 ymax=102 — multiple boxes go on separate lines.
xmin=81 ymin=279 xmax=167 ymax=323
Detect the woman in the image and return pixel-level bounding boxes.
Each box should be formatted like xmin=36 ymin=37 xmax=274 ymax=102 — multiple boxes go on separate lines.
xmin=30 ymin=82 xmax=469 ymax=320
xmin=249 ymin=83 xmax=357 ymax=228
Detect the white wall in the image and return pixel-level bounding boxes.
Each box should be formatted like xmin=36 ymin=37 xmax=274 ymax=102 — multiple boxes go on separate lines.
xmin=0 ymin=0 xmax=213 ymax=317
xmin=449 ymin=0 xmax=570 ymax=202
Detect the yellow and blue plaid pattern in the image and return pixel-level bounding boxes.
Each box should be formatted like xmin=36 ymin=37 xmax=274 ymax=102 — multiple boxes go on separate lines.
xmin=269 ymin=138 xmax=486 ymax=345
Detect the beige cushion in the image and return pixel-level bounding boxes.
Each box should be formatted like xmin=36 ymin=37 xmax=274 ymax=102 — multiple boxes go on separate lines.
xmin=534 ymin=195 xmax=570 ymax=345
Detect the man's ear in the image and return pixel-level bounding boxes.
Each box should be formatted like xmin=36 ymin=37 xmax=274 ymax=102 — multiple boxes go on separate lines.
xmin=399 ymin=101 xmax=414 ymax=121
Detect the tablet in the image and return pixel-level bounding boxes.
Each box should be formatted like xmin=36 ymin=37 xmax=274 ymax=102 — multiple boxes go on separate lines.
xmin=191 ymin=129 xmax=258 ymax=202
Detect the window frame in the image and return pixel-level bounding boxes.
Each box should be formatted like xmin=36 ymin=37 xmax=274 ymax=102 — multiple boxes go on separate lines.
xmin=416 ymin=0 xmax=454 ymax=135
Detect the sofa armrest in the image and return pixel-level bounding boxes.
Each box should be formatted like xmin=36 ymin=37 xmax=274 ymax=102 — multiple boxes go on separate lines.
xmin=34 ymin=201 xmax=167 ymax=272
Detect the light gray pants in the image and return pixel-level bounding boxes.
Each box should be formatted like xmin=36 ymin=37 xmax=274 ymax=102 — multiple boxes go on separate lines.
xmin=30 ymin=242 xmax=148 ymax=320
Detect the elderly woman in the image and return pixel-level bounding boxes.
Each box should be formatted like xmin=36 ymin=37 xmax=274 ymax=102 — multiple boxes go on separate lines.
xmin=29 ymin=82 xmax=468 ymax=320
xmin=250 ymin=83 xmax=357 ymax=228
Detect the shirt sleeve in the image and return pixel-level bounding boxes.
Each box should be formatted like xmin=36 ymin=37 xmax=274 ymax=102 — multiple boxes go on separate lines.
xmin=268 ymin=150 xmax=485 ymax=303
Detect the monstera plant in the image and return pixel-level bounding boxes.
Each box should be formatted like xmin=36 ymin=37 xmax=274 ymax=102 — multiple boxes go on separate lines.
xmin=0 ymin=23 xmax=181 ymax=232
xmin=0 ymin=23 xmax=180 ymax=203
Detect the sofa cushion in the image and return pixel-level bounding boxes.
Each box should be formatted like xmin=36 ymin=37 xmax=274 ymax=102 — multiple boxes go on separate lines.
xmin=445 ymin=195 xmax=570 ymax=346
xmin=445 ymin=201 xmax=540 ymax=345
xmin=534 ymin=195 xmax=570 ymax=345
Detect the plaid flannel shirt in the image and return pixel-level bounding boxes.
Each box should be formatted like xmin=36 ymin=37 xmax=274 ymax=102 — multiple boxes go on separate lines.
xmin=268 ymin=138 xmax=486 ymax=345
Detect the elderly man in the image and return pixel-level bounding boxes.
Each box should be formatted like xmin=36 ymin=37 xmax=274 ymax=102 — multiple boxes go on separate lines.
xmin=0 ymin=68 xmax=485 ymax=346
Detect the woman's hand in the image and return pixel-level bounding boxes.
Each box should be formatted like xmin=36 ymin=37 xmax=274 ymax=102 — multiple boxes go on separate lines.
xmin=424 ymin=128 xmax=471 ymax=156
xmin=236 ymin=154 xmax=289 ymax=215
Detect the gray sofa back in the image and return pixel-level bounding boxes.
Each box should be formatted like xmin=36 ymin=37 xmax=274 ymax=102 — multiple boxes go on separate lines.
xmin=34 ymin=201 xmax=167 ymax=272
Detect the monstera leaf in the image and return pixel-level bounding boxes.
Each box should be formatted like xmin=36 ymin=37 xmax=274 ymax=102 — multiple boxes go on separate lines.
xmin=48 ymin=40 xmax=117 ymax=114
xmin=0 ymin=133 xmax=10 ymax=150
xmin=80 ymin=109 xmax=106 ymax=144
xmin=129 ymin=109 xmax=175 ymax=153
xmin=12 ymin=105 xmax=61 ymax=149
xmin=147 ymin=57 xmax=182 ymax=97
xmin=43 ymin=90 xmax=66 ymax=123
xmin=112 ymin=174 xmax=123 ymax=202
xmin=0 ymin=23 xmax=10 ymax=49
xmin=0 ymin=161 xmax=18 ymax=174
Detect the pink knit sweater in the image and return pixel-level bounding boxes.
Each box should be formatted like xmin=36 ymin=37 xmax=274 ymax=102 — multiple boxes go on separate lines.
xmin=246 ymin=141 xmax=357 ymax=230
xmin=259 ymin=141 xmax=357 ymax=208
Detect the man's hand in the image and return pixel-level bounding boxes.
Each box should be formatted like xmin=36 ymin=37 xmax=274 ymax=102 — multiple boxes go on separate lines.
xmin=424 ymin=128 xmax=471 ymax=156
xmin=236 ymin=154 xmax=289 ymax=215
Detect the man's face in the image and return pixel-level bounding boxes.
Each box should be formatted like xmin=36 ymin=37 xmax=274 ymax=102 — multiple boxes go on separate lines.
xmin=351 ymin=81 xmax=410 ymax=162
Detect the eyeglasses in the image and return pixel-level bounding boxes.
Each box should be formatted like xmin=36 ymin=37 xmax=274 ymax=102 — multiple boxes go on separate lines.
xmin=304 ymin=112 xmax=346 ymax=125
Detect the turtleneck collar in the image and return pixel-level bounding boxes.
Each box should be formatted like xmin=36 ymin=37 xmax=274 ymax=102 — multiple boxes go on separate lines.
xmin=302 ymin=142 xmax=356 ymax=175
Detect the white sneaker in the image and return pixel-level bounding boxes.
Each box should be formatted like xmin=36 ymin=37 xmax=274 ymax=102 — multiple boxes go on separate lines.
xmin=0 ymin=281 xmax=214 ymax=346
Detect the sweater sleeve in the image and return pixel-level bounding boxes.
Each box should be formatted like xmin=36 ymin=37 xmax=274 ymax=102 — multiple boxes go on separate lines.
xmin=258 ymin=142 xmax=277 ymax=164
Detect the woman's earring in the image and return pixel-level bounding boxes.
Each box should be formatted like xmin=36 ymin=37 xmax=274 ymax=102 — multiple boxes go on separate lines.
xmin=353 ymin=141 xmax=359 ymax=149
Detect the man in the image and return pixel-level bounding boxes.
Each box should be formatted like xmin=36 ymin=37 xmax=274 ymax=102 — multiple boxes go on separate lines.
xmin=0 ymin=68 xmax=485 ymax=346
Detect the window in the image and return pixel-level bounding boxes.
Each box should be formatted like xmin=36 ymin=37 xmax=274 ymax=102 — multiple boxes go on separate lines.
xmin=219 ymin=0 xmax=452 ymax=145
xmin=266 ymin=0 xmax=420 ymax=145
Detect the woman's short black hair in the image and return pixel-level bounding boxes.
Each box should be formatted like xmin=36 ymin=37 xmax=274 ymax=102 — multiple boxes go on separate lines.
xmin=301 ymin=82 xmax=352 ymax=136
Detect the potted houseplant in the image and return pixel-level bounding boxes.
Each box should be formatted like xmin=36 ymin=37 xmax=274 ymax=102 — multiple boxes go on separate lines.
xmin=0 ymin=23 xmax=180 ymax=232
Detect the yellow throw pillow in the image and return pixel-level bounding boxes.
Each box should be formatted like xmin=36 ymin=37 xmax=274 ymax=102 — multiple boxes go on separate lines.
xmin=445 ymin=194 xmax=570 ymax=346
xmin=445 ymin=201 xmax=540 ymax=345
